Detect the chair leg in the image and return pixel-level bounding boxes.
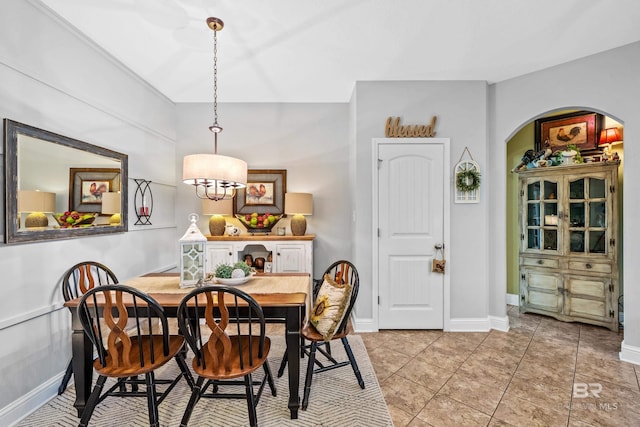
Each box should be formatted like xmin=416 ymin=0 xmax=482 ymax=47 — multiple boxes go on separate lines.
xmin=263 ymin=360 xmax=277 ymax=396
xmin=57 ymin=360 xmax=73 ymax=395
xmin=79 ymin=375 xmax=107 ymax=427
xmin=181 ymin=376 xmax=205 ymax=427
xmin=244 ymin=373 xmax=258 ymax=427
xmin=277 ymin=347 xmax=288 ymax=378
xmin=145 ymin=372 xmax=160 ymax=427
xmin=175 ymin=351 xmax=195 ymax=390
xmin=342 ymin=337 xmax=365 ymax=389
xmin=301 ymin=342 xmax=318 ymax=410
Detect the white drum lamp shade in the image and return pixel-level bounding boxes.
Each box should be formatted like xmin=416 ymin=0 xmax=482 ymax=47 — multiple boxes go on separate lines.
xmin=285 ymin=192 xmax=313 ymax=236
xmin=202 ymin=197 xmax=233 ymax=236
xmin=18 ymin=190 xmax=56 ymax=228
xmin=101 ymin=192 xmax=121 ymax=225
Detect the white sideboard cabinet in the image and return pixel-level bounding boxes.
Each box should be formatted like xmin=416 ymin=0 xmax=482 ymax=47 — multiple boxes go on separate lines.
xmin=205 ymin=234 xmax=315 ymax=278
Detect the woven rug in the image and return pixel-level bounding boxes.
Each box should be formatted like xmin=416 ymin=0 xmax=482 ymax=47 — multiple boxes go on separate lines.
xmin=17 ymin=335 xmax=392 ymax=427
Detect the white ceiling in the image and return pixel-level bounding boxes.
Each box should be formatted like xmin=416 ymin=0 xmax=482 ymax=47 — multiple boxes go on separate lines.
xmin=38 ymin=0 xmax=640 ymax=103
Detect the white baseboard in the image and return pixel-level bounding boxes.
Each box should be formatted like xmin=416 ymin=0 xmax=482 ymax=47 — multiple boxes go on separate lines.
xmin=0 ymin=373 xmax=61 ymax=427
xmin=619 ymin=340 xmax=640 ymax=365
xmin=352 ymin=316 xmax=376 ymax=333
xmin=506 ymin=293 xmax=519 ymax=306
xmin=489 ymin=315 xmax=510 ymax=332
xmin=447 ymin=317 xmax=492 ymax=332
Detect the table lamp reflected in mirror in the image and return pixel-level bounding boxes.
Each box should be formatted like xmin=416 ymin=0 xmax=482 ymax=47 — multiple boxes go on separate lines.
xmin=101 ymin=192 xmax=121 ymax=225
xmin=202 ymin=197 xmax=233 ymax=236
xmin=284 ymin=192 xmax=313 ymax=236
xmin=18 ymin=190 xmax=56 ymax=228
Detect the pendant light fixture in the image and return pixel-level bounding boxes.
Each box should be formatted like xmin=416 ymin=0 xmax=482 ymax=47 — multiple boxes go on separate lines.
xmin=183 ymin=17 xmax=247 ymax=201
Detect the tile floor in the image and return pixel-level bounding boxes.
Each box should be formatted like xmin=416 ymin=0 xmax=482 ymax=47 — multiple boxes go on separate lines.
xmin=360 ymin=305 xmax=640 ymax=426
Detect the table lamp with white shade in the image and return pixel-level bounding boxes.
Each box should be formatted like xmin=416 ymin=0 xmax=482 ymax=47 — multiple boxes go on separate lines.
xmin=202 ymin=197 xmax=233 ymax=236
xmin=284 ymin=192 xmax=313 ymax=236
xmin=101 ymin=192 xmax=121 ymax=225
xmin=18 ymin=190 xmax=56 ymax=228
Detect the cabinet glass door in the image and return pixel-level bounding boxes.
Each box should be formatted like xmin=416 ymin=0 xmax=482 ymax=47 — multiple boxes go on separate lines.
xmin=568 ymin=177 xmax=608 ymax=254
xmin=525 ymin=179 xmax=558 ymax=251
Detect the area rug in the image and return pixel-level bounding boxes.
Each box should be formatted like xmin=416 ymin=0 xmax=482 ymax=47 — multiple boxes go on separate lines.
xmin=17 ymin=335 xmax=392 ymax=427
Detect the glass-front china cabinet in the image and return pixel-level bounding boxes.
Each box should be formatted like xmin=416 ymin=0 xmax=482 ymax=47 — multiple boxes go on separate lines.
xmin=517 ymin=161 xmax=619 ymax=331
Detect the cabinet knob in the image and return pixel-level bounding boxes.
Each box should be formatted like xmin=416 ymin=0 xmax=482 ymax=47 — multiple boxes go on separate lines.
xmin=277 ymin=252 xmax=281 ymax=256
xmin=537 ymin=260 xmax=543 ymax=265
xmin=585 ymin=263 xmax=592 ymax=269
xmin=228 ymin=252 xmax=232 ymax=256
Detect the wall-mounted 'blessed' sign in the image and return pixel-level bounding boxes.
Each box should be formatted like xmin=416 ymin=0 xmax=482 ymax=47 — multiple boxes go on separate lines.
xmin=385 ymin=116 xmax=437 ymax=138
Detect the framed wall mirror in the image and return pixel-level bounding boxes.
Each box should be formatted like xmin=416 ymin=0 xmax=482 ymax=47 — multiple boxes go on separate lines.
xmin=4 ymin=119 xmax=128 ymax=244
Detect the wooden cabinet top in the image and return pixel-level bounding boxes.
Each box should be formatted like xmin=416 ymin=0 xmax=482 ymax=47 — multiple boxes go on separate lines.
xmin=206 ymin=234 xmax=315 ymax=242
xmin=515 ymin=161 xmax=619 ymax=176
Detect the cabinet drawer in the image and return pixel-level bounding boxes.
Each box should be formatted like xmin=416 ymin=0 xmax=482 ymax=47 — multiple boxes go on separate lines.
xmin=522 ymin=258 xmax=559 ymax=269
xmin=568 ymin=261 xmax=611 ymax=274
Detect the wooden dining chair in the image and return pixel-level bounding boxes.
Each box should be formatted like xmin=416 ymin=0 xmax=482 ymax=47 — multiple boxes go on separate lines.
xmin=277 ymin=260 xmax=365 ymax=410
xmin=77 ymin=284 xmax=194 ymax=427
xmin=58 ymin=261 xmax=119 ymax=395
xmin=177 ymin=285 xmax=276 ymax=427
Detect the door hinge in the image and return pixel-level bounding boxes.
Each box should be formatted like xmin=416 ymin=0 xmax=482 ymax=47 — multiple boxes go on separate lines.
xmin=378 ymin=159 xmax=383 ymax=169
xmin=609 ymin=284 xmax=614 ymax=293
xmin=378 ymin=228 xmax=380 ymax=237
xmin=521 ymin=273 xmax=526 ymax=281
xmin=520 ymin=234 xmax=524 ymax=241
xmin=610 ymin=238 xmax=615 ymax=247
xmin=610 ymin=185 xmax=615 ymax=193
xmin=378 ymin=296 xmax=380 ymax=305
xmin=520 ymin=190 xmax=524 ymax=197
xmin=609 ymin=310 xmax=615 ymax=318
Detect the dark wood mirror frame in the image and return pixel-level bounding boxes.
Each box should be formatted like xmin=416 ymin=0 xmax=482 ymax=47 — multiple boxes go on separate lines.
xmin=4 ymin=119 xmax=128 ymax=244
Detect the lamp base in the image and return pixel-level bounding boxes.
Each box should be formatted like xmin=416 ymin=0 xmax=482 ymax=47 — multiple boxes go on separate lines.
xmin=290 ymin=215 xmax=307 ymax=236
xmin=25 ymin=212 xmax=49 ymax=228
xmin=209 ymin=215 xmax=226 ymax=236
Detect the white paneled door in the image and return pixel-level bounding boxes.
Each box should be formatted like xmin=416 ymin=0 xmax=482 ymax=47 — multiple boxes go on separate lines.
xmin=377 ymin=142 xmax=445 ymax=329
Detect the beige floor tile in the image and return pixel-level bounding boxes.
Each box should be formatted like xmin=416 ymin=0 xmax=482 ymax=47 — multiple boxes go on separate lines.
xmin=457 ymin=359 xmax=514 ymax=390
xmin=360 ymin=309 xmax=639 ymax=427
xmin=387 ymin=403 xmax=418 ymax=427
xmin=381 ymin=374 xmax=435 ymax=416
xmin=417 ymin=394 xmax=491 ymax=427
xmin=367 ymin=345 xmax=412 ymax=382
xmin=395 ymin=357 xmax=455 ymax=392
xmin=437 ymin=372 xmax=505 ymax=415
xmin=575 ymin=352 xmax=639 ymax=391
xmin=414 ymin=343 xmax=471 ymax=372
xmin=493 ymin=393 xmax=569 ymax=427
xmin=504 ymin=375 xmax=571 ymax=414
xmin=514 ymin=358 xmax=576 ymax=389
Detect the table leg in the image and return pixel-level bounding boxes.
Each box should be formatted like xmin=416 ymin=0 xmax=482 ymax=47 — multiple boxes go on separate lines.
xmin=285 ymin=305 xmax=301 ymax=419
xmin=70 ymin=310 xmax=93 ymax=417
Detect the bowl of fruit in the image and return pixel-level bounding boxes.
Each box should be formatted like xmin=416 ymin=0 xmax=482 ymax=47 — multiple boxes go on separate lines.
xmin=53 ymin=211 xmax=98 ymax=228
xmin=236 ymin=212 xmax=281 ymax=233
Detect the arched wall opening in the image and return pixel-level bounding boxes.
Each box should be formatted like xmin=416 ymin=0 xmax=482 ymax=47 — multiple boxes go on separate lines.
xmin=505 ymin=107 xmax=624 ymax=323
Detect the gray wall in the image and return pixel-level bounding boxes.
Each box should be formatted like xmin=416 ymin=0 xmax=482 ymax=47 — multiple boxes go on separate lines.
xmin=490 ymin=41 xmax=640 ymax=363
xmin=174 ymin=102 xmax=351 ymax=275
xmin=0 ymin=1 xmax=178 ymax=423
xmin=352 ymin=81 xmax=493 ymax=327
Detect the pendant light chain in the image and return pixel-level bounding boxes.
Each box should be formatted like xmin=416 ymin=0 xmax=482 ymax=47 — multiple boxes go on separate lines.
xmin=212 ymin=25 xmax=219 ymax=154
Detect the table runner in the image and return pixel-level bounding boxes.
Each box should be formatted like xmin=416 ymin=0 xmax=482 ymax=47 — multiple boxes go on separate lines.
xmin=123 ymin=274 xmax=311 ymax=308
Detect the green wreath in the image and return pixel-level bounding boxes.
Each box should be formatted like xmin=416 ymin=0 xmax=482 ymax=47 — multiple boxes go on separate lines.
xmin=456 ymin=169 xmax=481 ymax=192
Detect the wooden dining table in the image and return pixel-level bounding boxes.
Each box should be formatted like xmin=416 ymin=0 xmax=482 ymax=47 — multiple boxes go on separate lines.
xmin=63 ymin=272 xmax=310 ymax=420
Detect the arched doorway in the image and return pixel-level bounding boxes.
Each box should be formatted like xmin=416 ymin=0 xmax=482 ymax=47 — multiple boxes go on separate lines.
xmin=505 ymin=109 xmax=624 ymax=328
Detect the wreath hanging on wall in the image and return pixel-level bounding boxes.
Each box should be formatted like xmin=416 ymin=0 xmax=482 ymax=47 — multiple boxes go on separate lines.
xmin=456 ymin=168 xmax=481 ymax=192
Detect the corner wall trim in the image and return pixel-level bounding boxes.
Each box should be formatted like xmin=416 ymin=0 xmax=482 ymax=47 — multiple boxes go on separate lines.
xmin=506 ymin=293 xmax=519 ymax=306
xmin=619 ymin=340 xmax=640 ymax=365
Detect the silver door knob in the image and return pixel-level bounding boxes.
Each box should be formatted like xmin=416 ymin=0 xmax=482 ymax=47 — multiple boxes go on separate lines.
xmin=434 ymin=243 xmax=444 ymax=250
